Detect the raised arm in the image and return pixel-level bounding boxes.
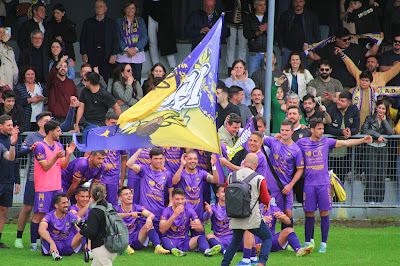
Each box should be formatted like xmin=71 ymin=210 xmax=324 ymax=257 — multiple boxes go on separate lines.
xmin=126 ymin=149 xmax=142 ymax=173
xmin=335 ymin=135 xmax=372 ymax=148
xmin=172 ymin=153 xmax=186 ymax=185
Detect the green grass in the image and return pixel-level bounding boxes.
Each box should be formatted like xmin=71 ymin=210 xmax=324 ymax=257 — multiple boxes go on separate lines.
xmin=0 ymin=224 xmax=399 ymax=265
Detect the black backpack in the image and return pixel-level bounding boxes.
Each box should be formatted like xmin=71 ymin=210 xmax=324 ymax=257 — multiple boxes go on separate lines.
xmin=225 ymin=171 xmax=260 ymax=218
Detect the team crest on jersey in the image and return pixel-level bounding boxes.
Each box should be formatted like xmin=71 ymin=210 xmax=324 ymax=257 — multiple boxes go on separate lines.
xmin=149 ymin=180 xmax=155 ymax=186
xmin=319 ymin=143 xmax=323 ymax=146
xmin=298 ymin=134 xmax=303 ymax=139
xmin=274 ymin=154 xmax=279 ymax=159
xmin=305 ymin=151 xmax=311 ymax=157
xmin=197 ymin=177 xmax=200 ymax=181
xmin=288 ymin=152 xmax=291 ymax=156
xmin=36 ymin=152 xmax=44 ymax=160
xmin=349 ymin=118 xmax=353 ymax=123
xmin=162 ymin=176 xmax=165 ymax=179
xmin=186 ymin=186 xmax=191 ymax=192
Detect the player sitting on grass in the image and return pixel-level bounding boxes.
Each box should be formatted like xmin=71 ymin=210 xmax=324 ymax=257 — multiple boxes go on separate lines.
xmin=256 ymin=196 xmax=313 ymax=257
xmin=38 ymin=193 xmax=83 ymax=261
xmin=115 ymin=186 xmax=170 ymax=255
xmin=160 ymin=188 xmax=221 ymax=257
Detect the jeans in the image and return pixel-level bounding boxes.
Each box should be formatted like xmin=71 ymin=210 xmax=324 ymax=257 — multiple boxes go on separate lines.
xmin=226 ymin=27 xmax=247 ymax=68
xmin=247 ymin=52 xmax=265 ymax=77
xmin=221 ymin=219 xmax=272 ymax=265
xmin=281 ymin=48 xmax=309 ymax=70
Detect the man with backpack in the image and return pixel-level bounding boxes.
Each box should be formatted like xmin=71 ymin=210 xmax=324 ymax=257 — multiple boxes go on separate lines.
xmin=222 ymin=153 xmax=272 ymax=266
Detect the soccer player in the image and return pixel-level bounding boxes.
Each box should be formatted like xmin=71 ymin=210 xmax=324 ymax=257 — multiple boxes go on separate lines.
xmin=127 ymin=147 xmax=152 ymax=204
xmin=61 ymin=151 xmax=105 ymax=202
xmin=163 ymin=146 xmax=184 ymax=174
xmin=296 ymin=118 xmax=372 ymax=253
xmin=38 ymin=193 xmax=83 ymax=260
xmin=15 ymin=112 xmax=51 ymax=248
xmin=204 ymin=184 xmax=238 ymax=255
xmin=126 ymin=148 xmax=174 ymax=235
xmin=160 ymin=188 xmax=221 ymax=257
xmin=31 ymin=120 xmax=75 ymax=251
xmin=172 ymin=151 xmax=219 ymax=222
xmin=257 ymin=198 xmax=313 ymax=257
xmin=263 ymin=119 xmax=304 ymax=227
xmin=69 ymin=187 xmax=91 ymax=219
xmin=99 ymin=112 xmax=127 ymax=205
xmin=115 ymin=186 xmax=170 ymax=255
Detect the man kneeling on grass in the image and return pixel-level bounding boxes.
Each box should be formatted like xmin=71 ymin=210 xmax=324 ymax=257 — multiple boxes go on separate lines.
xmin=38 ymin=193 xmax=83 ymax=261
xmin=116 ymin=186 xmax=170 ymax=255
xmin=160 ymin=188 xmax=221 ymax=257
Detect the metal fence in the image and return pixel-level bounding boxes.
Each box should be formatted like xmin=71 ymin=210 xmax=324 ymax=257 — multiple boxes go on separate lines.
xmin=12 ymin=132 xmax=400 ymax=207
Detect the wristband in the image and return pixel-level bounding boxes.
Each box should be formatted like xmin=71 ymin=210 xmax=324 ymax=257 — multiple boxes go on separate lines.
xmin=10 ymin=144 xmax=15 ymax=146
xmin=377 ymin=38 xmax=382 ymax=46
xmin=212 ymin=166 xmax=216 ymax=170
xmin=340 ymin=54 xmax=346 ymax=59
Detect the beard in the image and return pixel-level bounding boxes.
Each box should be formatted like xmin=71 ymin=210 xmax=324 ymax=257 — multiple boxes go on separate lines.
xmin=320 ymin=73 xmax=330 ymax=79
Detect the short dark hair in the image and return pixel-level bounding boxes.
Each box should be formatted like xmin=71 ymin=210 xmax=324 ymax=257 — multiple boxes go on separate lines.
xmin=232 ymin=59 xmax=246 ymax=70
xmin=0 ymin=114 xmax=12 ymax=125
xmin=91 ymin=150 xmax=106 ymax=156
xmin=318 ymin=60 xmax=331 ymax=69
xmin=251 ymin=87 xmax=263 ymax=95
xmin=336 ymin=27 xmax=350 ymax=38
xmin=105 ymin=111 xmax=119 ymax=121
xmin=250 ymin=131 xmax=263 ymax=141
xmin=44 ymin=120 xmax=61 ymax=135
xmin=81 ymin=63 xmax=92 ymax=70
xmin=359 ymin=70 xmax=373 ymax=82
xmin=36 ymin=111 xmax=52 ymax=123
xmin=229 ymin=86 xmax=243 ymax=98
xmin=365 ymin=55 xmax=378 ymax=63
xmin=32 ymin=3 xmax=45 ymax=13
xmin=227 ymin=113 xmax=242 ymax=126
xmin=255 ymin=116 xmax=266 ymax=127
xmin=287 ymin=105 xmax=301 ymax=114
xmin=2 ymin=90 xmax=16 ymax=100
xmin=18 ymin=66 xmax=38 ymax=84
xmin=53 ymin=193 xmax=68 ymax=205
xmin=339 ymin=91 xmax=352 ymax=101
xmin=149 ymin=147 xmax=164 ymax=158
xmin=281 ymin=119 xmax=294 ymax=130
xmin=76 ymin=187 xmax=89 ymax=195
xmin=118 ymin=186 xmax=132 ymax=197
xmin=302 ymin=94 xmax=315 ymax=102
xmin=172 ymin=188 xmax=185 ymax=197
xmin=86 ymin=72 xmax=101 ymax=85
xmin=309 ymin=117 xmax=324 ymax=129
xmin=186 ymin=150 xmax=198 ymax=157
xmin=217 ymin=80 xmax=225 ymax=89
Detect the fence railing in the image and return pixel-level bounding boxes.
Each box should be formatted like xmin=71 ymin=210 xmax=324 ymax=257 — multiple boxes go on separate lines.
xmin=13 ymin=132 xmax=400 ymax=207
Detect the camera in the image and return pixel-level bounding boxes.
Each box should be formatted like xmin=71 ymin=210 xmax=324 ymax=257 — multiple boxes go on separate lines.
xmin=72 ymin=219 xmax=87 ymax=229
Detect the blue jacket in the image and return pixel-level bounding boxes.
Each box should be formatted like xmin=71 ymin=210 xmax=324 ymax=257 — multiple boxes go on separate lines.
xmin=116 ymin=17 xmax=148 ymax=52
xmin=0 ymin=133 xmax=20 ymax=184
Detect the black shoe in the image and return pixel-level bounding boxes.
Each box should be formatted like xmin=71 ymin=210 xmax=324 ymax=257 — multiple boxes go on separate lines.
xmin=83 ymin=248 xmax=90 ymax=263
xmin=0 ymin=242 xmax=10 ymax=249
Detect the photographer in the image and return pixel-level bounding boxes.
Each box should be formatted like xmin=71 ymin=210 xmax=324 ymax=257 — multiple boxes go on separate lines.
xmin=79 ymin=184 xmax=117 ymax=265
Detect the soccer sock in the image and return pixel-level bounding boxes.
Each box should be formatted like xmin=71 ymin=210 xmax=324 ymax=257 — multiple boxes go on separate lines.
xmin=197 ymin=235 xmax=210 ymax=252
xmin=208 ymin=237 xmax=220 ymax=248
xmin=250 ymin=247 xmax=257 ymax=260
xmin=305 ymin=216 xmax=315 ymax=243
xmin=242 ymin=248 xmax=251 ymax=263
xmin=30 ymin=222 xmax=39 ymax=244
xmin=321 ymin=215 xmax=330 ymax=243
xmin=147 ymin=228 xmax=160 ymax=247
xmin=287 ymin=232 xmax=301 ymax=252
xmin=161 ymin=237 xmax=175 ymax=251
xmin=17 ymin=230 xmax=23 ymax=239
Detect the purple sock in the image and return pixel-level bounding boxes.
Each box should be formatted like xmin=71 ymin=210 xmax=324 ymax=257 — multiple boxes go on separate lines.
xmin=161 ymin=237 xmax=175 ymax=251
xmin=243 ymin=248 xmax=251 ymax=259
xmin=305 ymin=216 xmax=315 ymax=243
xmin=321 ymin=215 xmax=330 ymax=243
xmin=197 ymin=235 xmax=210 ymax=252
xmin=287 ymin=232 xmax=301 ymax=252
xmin=208 ymin=237 xmax=220 ymax=247
xmin=251 ymin=247 xmax=256 ymax=257
xmin=30 ymin=222 xmax=39 ymax=244
xmin=148 ymin=228 xmax=160 ymax=246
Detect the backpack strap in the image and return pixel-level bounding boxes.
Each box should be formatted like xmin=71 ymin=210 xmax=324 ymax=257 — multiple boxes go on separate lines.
xmin=92 ymin=204 xmax=107 ymax=212
xmin=242 ymin=171 xmax=259 ymax=184
xmin=231 ymin=171 xmax=238 ymax=183
xmin=249 ymin=177 xmax=262 ymax=213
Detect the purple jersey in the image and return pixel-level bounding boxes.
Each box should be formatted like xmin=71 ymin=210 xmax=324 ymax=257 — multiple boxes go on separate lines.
xmin=101 ymin=149 xmax=128 ymax=184
xmin=62 ymin=157 xmax=105 ymax=190
xmin=297 ymin=137 xmax=337 ymax=186
xmin=163 ymin=147 xmax=183 ymax=174
xmin=210 ymin=203 xmax=232 ymax=237
xmin=127 ymin=148 xmax=151 ymax=180
xmin=115 ymin=204 xmax=145 ymax=236
xmin=263 ymin=137 xmax=304 ymax=186
xmin=41 ymin=211 xmax=79 ymax=242
xmin=260 ymin=203 xmax=284 ymax=235
xmin=175 ymin=168 xmax=209 ymax=218
xmin=161 ymin=206 xmax=198 ymax=239
xmin=195 ymin=149 xmax=210 ymax=171
xmin=213 ymin=143 xmax=232 ymax=183
xmin=69 ymin=204 xmax=89 ymax=219
xmin=34 ymin=141 xmax=64 ymax=161
xmin=137 ymin=164 xmax=173 ymax=220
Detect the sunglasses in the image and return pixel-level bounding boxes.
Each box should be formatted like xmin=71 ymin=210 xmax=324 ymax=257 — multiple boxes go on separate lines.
xmin=341 ymin=37 xmax=352 ymax=42
xmin=125 ymin=69 xmax=132 ymax=72
xmin=319 ymin=68 xmax=330 ymax=72
xmin=393 ymin=40 xmax=400 ymax=44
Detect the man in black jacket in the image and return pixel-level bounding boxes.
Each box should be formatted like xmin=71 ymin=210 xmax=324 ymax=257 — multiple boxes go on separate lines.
xmin=0 ymin=90 xmax=25 ymax=133
xmin=80 ymin=0 xmax=120 ymax=81
xmin=17 ymin=3 xmax=47 ymax=51
xmin=243 ymin=0 xmax=268 ymax=77
xmin=278 ymin=0 xmax=320 ymax=69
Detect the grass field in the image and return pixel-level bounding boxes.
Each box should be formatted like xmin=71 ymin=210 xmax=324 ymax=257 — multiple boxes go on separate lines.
xmin=0 ymin=224 xmax=399 ymax=265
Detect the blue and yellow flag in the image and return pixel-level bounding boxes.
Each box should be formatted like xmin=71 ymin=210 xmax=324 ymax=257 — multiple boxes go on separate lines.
xmin=74 ymin=16 xmax=224 ymax=154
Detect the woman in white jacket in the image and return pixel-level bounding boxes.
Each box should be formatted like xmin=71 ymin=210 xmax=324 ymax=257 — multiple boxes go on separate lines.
xmin=0 ymin=25 xmax=18 ymax=90
xmin=282 ymin=51 xmax=313 ymax=101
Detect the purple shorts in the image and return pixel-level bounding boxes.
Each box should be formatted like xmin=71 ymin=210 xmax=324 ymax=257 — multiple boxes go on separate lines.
xmin=127 ymin=176 xmax=140 ymax=204
xmin=303 ymin=185 xmax=332 ymax=212
xmin=130 ymin=232 xmax=148 ymax=250
xmin=270 ymin=233 xmax=284 ymax=252
xmin=103 ymin=183 xmax=118 ymax=206
xmin=162 ymin=237 xmax=192 ymax=252
xmin=34 ymin=190 xmax=62 ymax=213
xmin=41 ymin=236 xmax=81 ymax=256
xmin=272 ymin=189 xmax=294 ymax=211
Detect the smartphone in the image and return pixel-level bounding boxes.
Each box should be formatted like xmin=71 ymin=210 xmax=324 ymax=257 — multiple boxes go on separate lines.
xmin=5 ymin=27 xmax=11 ymax=36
